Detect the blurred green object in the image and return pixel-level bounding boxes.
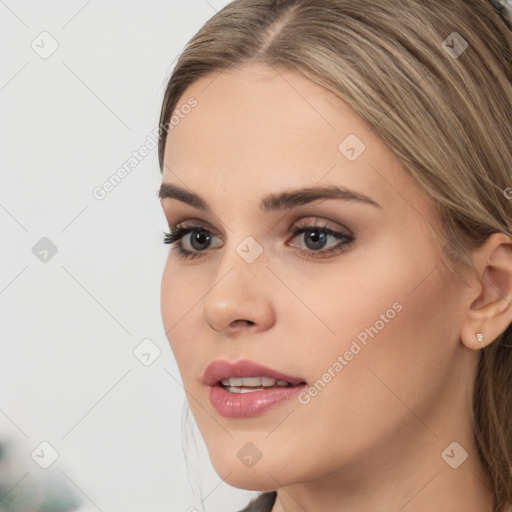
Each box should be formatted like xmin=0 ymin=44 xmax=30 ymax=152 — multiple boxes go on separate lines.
xmin=0 ymin=440 xmax=83 ymax=512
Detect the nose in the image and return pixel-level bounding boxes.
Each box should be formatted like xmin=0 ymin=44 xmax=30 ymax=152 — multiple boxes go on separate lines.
xmin=200 ymin=252 xmax=275 ymax=336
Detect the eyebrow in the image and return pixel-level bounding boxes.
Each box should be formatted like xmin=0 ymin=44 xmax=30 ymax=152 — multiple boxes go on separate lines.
xmin=158 ymin=182 xmax=382 ymax=212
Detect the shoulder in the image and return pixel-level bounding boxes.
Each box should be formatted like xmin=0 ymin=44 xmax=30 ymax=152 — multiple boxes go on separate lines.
xmin=237 ymin=491 xmax=277 ymax=512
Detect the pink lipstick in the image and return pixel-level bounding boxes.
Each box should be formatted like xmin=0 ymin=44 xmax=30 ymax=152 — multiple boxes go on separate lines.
xmin=203 ymin=359 xmax=307 ymax=418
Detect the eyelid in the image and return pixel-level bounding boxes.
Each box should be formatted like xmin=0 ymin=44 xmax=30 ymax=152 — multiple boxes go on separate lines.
xmin=168 ymin=216 xmax=350 ymax=239
xmin=164 ymin=216 xmax=356 ymax=261
xmin=169 ymin=218 xmax=222 ymax=235
xmin=286 ymin=216 xmax=352 ymax=234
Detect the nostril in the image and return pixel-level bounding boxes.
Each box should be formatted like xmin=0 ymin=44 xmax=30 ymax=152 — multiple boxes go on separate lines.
xmin=231 ymin=319 xmax=255 ymax=327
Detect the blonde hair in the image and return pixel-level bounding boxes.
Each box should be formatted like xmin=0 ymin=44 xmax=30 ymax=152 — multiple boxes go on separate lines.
xmin=158 ymin=1 xmax=512 ymax=510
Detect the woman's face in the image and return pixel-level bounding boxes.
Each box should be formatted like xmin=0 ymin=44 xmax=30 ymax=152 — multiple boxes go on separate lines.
xmin=159 ymin=64 xmax=478 ymax=491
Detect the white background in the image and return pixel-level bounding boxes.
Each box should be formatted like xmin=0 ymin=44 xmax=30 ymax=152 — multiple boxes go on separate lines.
xmin=0 ymin=1 xmax=260 ymax=510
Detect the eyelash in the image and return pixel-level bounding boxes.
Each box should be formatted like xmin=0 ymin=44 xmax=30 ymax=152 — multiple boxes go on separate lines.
xmin=162 ymin=220 xmax=355 ymax=260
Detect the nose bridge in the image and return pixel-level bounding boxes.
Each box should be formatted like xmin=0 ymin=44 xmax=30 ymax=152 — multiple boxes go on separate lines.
xmin=214 ymin=213 xmax=266 ymax=272
xmin=201 ymin=231 xmax=272 ymax=332
xmin=212 ymin=230 xmax=267 ymax=298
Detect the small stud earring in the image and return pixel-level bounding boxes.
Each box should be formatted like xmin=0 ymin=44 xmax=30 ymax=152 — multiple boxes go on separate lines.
xmin=476 ymin=332 xmax=485 ymax=345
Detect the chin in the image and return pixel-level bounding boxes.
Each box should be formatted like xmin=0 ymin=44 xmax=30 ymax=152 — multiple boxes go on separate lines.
xmin=214 ymin=465 xmax=281 ymax=492
xmin=206 ymin=444 xmax=303 ymax=491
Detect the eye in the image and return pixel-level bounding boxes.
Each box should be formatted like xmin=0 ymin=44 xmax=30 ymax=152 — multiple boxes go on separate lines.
xmin=163 ymin=222 xmax=221 ymax=260
xmin=287 ymin=221 xmax=355 ymax=259
xmin=162 ymin=219 xmax=355 ymax=260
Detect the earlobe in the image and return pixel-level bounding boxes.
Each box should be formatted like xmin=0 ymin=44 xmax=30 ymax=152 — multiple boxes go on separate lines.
xmin=460 ymin=232 xmax=512 ymax=351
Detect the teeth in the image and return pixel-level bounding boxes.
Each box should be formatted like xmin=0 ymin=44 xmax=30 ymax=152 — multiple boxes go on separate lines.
xmin=226 ymin=386 xmax=263 ymax=394
xmin=219 ymin=377 xmax=290 ymax=387
xmin=239 ymin=377 xmax=262 ymax=386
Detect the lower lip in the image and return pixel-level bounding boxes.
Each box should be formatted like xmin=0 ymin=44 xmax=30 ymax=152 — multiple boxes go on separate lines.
xmin=208 ymin=383 xmax=306 ymax=418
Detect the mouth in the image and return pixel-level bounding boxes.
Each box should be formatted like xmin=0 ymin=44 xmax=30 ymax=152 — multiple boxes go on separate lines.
xmin=218 ymin=376 xmax=304 ymax=393
xmin=203 ymin=359 xmax=307 ymax=417
xmin=203 ymin=359 xmax=307 ymax=388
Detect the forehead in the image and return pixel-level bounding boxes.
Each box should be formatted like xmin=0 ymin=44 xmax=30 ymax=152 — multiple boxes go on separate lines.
xmin=162 ymin=63 xmax=435 ymax=223
xmin=165 ymin=64 xmax=370 ymax=167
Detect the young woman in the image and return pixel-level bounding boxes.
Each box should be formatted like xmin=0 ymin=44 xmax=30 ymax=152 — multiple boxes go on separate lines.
xmin=157 ymin=1 xmax=512 ymax=510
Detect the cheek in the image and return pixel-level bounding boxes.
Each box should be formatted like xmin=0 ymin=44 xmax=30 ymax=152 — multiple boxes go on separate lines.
xmin=160 ymin=260 xmax=202 ymax=368
xmin=317 ymin=239 xmax=455 ymax=381
xmin=277 ymin=241 xmax=456 ymax=436
xmin=299 ymin=249 xmax=457 ymax=434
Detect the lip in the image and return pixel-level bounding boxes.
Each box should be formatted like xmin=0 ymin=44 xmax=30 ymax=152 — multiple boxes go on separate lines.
xmin=203 ymin=359 xmax=307 ymax=418
xmin=203 ymin=359 xmax=305 ymax=386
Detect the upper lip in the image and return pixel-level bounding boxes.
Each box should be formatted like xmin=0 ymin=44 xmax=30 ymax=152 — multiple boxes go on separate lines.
xmin=203 ymin=359 xmax=306 ymax=386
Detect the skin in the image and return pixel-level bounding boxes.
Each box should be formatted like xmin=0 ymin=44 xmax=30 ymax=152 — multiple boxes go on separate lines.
xmin=159 ymin=63 xmax=512 ymax=512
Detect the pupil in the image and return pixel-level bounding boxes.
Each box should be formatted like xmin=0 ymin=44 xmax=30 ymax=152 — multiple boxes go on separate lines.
xmin=305 ymin=230 xmax=327 ymax=250
xmin=191 ymin=230 xmax=210 ymax=250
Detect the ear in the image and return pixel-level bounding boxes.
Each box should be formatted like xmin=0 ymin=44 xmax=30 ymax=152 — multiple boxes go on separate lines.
xmin=460 ymin=232 xmax=512 ymax=350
